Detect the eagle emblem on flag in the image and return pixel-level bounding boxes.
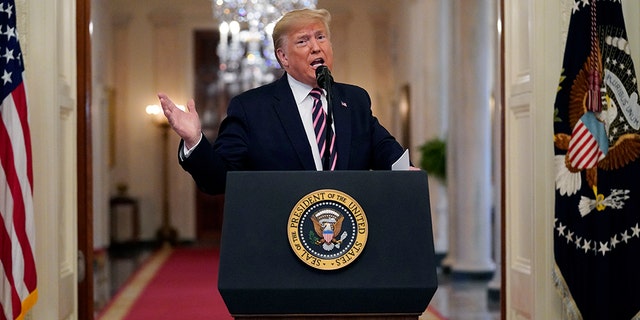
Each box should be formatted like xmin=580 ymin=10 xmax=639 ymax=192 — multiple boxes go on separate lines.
xmin=553 ymin=1 xmax=640 ymax=319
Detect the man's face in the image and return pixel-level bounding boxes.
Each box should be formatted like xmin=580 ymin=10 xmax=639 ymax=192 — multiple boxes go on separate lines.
xmin=276 ymin=20 xmax=334 ymax=88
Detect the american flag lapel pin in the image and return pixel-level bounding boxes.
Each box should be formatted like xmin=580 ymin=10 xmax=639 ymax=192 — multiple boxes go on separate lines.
xmin=341 ymin=101 xmax=347 ymax=107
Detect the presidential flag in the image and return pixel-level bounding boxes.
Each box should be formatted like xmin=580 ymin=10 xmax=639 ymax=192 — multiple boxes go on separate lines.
xmin=0 ymin=0 xmax=38 ymax=319
xmin=553 ymin=0 xmax=640 ymax=319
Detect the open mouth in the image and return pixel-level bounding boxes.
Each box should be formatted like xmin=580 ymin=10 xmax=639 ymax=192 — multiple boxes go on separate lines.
xmin=311 ymin=58 xmax=325 ymax=68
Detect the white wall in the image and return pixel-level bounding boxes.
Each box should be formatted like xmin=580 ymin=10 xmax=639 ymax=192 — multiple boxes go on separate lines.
xmin=20 ymin=0 xmax=79 ymax=318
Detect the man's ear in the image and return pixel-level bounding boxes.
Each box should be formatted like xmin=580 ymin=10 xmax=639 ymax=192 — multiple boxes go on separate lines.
xmin=276 ymin=48 xmax=288 ymax=68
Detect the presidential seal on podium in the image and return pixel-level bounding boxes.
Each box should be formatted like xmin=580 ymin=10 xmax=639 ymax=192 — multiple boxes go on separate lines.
xmin=287 ymin=189 xmax=369 ymax=270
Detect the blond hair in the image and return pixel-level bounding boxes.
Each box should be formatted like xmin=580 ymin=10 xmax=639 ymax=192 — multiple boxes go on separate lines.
xmin=272 ymin=8 xmax=331 ymax=66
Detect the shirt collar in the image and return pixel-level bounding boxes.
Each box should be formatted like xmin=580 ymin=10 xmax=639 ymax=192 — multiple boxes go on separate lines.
xmin=287 ymin=73 xmax=323 ymax=104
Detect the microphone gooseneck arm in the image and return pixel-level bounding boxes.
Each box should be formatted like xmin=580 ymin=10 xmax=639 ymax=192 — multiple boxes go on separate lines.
xmin=316 ymin=66 xmax=334 ymax=170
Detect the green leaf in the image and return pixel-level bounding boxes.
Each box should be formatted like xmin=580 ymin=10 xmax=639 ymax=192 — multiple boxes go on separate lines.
xmin=419 ymin=138 xmax=446 ymax=182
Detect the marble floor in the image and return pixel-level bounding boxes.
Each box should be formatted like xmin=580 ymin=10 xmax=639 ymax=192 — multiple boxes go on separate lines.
xmin=426 ymin=271 xmax=501 ymax=320
xmin=96 ymin=245 xmax=501 ymax=320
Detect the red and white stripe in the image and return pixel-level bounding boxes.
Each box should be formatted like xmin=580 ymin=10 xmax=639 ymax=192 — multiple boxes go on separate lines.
xmin=568 ymin=120 xmax=604 ymax=169
xmin=328 ymin=133 xmax=336 ymax=170
xmin=1 ymin=81 xmax=37 ymax=320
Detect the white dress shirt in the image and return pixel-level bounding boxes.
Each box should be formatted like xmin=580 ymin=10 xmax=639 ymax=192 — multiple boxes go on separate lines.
xmin=287 ymin=74 xmax=329 ymax=171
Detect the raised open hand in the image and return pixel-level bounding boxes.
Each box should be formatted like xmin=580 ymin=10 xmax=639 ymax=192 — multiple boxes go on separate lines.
xmin=157 ymin=93 xmax=202 ymax=149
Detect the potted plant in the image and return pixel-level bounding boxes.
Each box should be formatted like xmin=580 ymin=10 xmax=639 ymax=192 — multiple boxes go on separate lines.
xmin=419 ymin=137 xmax=446 ymax=183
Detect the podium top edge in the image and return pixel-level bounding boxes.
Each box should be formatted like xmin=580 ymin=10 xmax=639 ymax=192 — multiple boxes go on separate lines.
xmin=227 ymin=170 xmax=427 ymax=176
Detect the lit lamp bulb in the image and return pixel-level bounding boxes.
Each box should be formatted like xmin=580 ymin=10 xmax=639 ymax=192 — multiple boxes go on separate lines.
xmin=145 ymin=104 xmax=166 ymax=125
xmin=219 ymin=21 xmax=229 ymax=48
xmin=229 ymin=20 xmax=240 ymax=43
xmin=146 ymin=104 xmax=185 ymax=127
xmin=219 ymin=21 xmax=229 ymax=38
xmin=145 ymin=104 xmax=162 ymax=115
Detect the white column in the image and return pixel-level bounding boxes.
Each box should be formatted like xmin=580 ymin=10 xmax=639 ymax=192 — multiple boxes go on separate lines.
xmin=488 ymin=0 xmax=503 ymax=297
xmin=430 ymin=0 xmax=452 ymax=262
xmin=447 ymin=0 xmax=496 ymax=275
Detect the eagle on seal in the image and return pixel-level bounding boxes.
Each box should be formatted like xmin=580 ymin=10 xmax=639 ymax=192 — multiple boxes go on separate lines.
xmin=311 ymin=214 xmax=344 ymax=245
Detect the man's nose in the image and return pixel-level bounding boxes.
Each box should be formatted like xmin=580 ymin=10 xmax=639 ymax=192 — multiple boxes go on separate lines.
xmin=309 ymin=38 xmax=321 ymax=51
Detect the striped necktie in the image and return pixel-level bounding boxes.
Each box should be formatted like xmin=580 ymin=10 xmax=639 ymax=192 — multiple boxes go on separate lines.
xmin=309 ymin=88 xmax=337 ymax=170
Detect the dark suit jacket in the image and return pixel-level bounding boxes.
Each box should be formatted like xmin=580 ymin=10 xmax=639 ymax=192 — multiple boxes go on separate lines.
xmin=179 ymin=74 xmax=405 ymax=194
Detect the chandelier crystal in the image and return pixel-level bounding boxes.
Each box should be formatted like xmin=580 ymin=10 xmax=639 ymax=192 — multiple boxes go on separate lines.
xmin=212 ymin=0 xmax=318 ymax=94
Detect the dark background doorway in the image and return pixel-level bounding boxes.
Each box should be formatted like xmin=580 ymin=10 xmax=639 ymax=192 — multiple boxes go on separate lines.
xmin=194 ymin=30 xmax=227 ymax=244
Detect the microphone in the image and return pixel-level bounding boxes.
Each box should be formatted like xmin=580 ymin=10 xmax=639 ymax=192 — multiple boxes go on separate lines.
xmin=315 ymin=65 xmax=333 ymax=90
xmin=315 ymin=65 xmax=334 ymax=170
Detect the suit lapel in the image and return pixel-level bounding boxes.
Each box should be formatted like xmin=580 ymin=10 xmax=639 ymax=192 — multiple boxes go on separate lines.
xmin=271 ymin=75 xmax=317 ymax=170
xmin=331 ymin=89 xmax=351 ymax=170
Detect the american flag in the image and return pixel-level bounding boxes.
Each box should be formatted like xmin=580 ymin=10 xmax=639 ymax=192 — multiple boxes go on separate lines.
xmin=0 ymin=1 xmax=38 ymax=319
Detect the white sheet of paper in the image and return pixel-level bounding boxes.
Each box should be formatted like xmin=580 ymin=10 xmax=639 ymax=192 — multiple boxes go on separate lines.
xmin=391 ymin=149 xmax=410 ymax=171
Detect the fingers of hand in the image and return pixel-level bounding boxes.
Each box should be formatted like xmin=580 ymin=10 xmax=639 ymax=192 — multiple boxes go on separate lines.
xmin=159 ymin=97 xmax=175 ymax=114
xmin=186 ymin=99 xmax=196 ymax=113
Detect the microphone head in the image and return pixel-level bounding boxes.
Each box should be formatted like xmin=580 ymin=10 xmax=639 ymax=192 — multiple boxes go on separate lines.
xmin=315 ymin=65 xmax=333 ymax=89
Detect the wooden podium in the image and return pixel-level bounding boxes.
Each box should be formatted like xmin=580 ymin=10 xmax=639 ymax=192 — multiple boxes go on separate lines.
xmin=218 ymin=171 xmax=438 ymax=319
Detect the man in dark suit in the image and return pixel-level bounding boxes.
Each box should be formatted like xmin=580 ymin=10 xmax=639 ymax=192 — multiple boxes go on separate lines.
xmin=158 ymin=8 xmax=408 ymax=195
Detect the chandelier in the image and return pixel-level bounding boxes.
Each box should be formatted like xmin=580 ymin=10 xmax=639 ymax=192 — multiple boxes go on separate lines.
xmin=212 ymin=0 xmax=318 ymax=94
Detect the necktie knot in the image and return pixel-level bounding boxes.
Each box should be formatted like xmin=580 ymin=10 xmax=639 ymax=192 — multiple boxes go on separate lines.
xmin=309 ymin=88 xmax=323 ymax=101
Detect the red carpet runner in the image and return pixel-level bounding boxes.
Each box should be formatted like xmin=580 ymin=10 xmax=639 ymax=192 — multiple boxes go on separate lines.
xmin=98 ymin=246 xmax=445 ymax=320
xmin=123 ymin=246 xmax=230 ymax=319
xmin=98 ymin=246 xmax=232 ymax=319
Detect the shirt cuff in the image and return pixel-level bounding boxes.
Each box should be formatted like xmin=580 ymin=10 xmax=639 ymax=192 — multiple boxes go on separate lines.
xmin=181 ymin=133 xmax=203 ymax=159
